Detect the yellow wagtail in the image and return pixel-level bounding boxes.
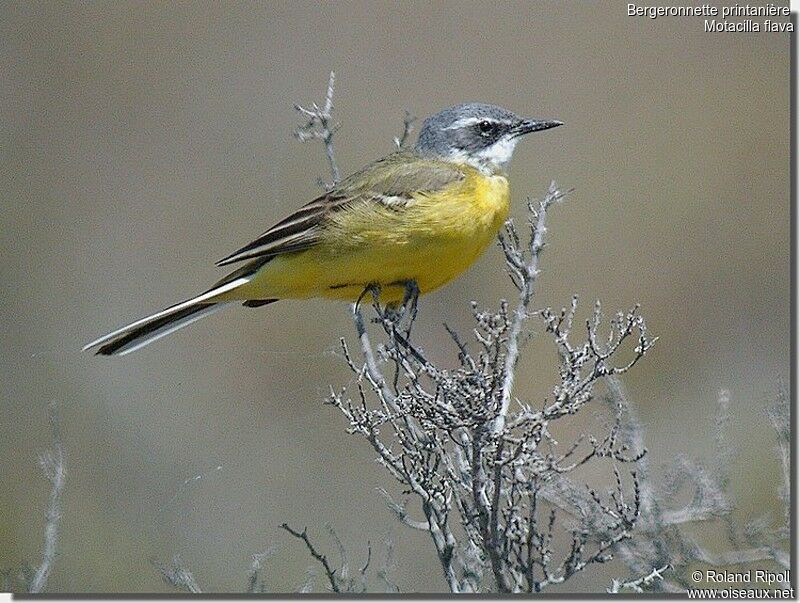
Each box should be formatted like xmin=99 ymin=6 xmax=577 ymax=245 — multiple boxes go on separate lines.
xmin=84 ymin=103 xmax=562 ymax=356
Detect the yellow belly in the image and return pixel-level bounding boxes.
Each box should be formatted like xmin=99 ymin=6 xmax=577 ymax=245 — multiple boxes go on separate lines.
xmin=235 ymin=171 xmax=510 ymax=304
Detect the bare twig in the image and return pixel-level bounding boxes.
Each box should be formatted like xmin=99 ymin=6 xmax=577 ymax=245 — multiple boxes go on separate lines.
xmin=394 ymin=110 xmax=416 ymax=149
xmin=280 ymin=524 xmax=340 ymax=592
xmin=378 ymin=488 xmax=431 ymax=531
xmin=154 ymin=555 xmax=202 ymax=594
xmin=494 ymin=183 xmax=565 ymax=435
xmin=767 ymin=384 xmax=790 ymax=532
xmin=28 ymin=401 xmax=65 ymax=594
xmin=606 ymin=381 xmax=790 ymax=592
xmin=247 ymin=547 xmax=276 ymax=593
xmin=325 ymin=181 xmax=655 ymax=593
xmin=295 ymin=71 xmax=340 ymax=187
xmin=609 ymin=563 xmax=671 ymax=593
xmin=376 ymin=535 xmax=400 ymax=593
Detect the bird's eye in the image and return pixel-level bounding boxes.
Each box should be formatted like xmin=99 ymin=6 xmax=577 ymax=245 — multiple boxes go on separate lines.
xmin=478 ymin=120 xmax=494 ymax=136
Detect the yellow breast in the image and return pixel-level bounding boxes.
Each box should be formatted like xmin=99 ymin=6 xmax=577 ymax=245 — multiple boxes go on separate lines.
xmin=242 ymin=168 xmax=511 ymax=304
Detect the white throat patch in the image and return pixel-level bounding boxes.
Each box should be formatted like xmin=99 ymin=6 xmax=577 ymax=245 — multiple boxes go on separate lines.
xmin=475 ymin=135 xmax=519 ymax=169
xmin=446 ymin=135 xmax=520 ymax=174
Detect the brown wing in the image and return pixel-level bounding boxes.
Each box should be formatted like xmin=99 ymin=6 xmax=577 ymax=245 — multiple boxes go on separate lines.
xmin=215 ymin=193 xmax=348 ymax=266
xmin=215 ymin=151 xmax=465 ymax=267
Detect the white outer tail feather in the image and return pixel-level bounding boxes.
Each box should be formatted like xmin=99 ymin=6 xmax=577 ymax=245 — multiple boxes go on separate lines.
xmin=83 ymin=277 xmax=251 ymax=355
xmin=109 ymin=302 xmax=234 ymax=356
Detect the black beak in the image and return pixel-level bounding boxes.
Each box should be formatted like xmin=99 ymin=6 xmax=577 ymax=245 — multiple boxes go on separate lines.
xmin=513 ymin=119 xmax=563 ymax=137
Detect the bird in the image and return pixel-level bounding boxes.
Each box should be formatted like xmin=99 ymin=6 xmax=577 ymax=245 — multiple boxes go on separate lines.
xmin=83 ymin=103 xmax=562 ymax=356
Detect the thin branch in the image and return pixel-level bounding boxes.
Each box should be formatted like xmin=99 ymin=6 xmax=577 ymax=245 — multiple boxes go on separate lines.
xmin=609 ymin=564 xmax=671 ymax=593
xmin=378 ymin=488 xmax=431 ymax=531
xmin=376 ymin=536 xmax=400 ymax=593
xmin=494 ymin=183 xmax=565 ymax=435
xmin=295 ymin=71 xmax=340 ymax=187
xmin=154 ymin=555 xmax=202 ymax=594
xmin=767 ymin=385 xmax=790 ymax=531
xmin=281 ymin=523 xmax=340 ymax=593
xmin=28 ymin=401 xmax=65 ymax=594
xmin=247 ymin=547 xmax=277 ymax=593
xmin=352 ymin=303 xmax=396 ymax=409
xmin=394 ymin=110 xmax=416 ymax=149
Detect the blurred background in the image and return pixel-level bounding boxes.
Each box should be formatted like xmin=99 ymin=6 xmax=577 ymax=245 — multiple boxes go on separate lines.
xmin=0 ymin=1 xmax=790 ymax=593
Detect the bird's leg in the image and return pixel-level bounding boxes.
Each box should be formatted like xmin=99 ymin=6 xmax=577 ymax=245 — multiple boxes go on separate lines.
xmin=355 ymin=281 xmax=429 ymax=370
xmin=354 ymin=283 xmax=381 ymax=315
xmin=399 ymin=280 xmax=420 ymax=336
xmin=378 ymin=279 xmax=418 ymax=337
xmin=386 ymin=280 xmax=429 ymax=369
xmin=368 ymin=283 xmax=383 ymax=312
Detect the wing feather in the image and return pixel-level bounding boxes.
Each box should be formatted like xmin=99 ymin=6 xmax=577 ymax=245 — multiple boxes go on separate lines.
xmin=215 ymin=152 xmax=465 ymax=266
xmin=215 ymin=195 xmax=345 ymax=266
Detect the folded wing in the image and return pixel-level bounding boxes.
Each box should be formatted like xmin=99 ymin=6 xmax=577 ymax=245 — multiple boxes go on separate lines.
xmin=215 ymin=152 xmax=465 ymax=267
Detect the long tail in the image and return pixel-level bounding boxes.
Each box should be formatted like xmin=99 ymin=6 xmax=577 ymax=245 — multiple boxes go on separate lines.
xmin=83 ymin=276 xmax=273 ymax=356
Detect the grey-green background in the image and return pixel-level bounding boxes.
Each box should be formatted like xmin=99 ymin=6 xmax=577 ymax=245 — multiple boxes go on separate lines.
xmin=1 ymin=1 xmax=790 ymax=593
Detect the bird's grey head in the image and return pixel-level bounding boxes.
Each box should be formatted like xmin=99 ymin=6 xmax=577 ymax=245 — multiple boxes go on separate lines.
xmin=415 ymin=103 xmax=562 ymax=173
